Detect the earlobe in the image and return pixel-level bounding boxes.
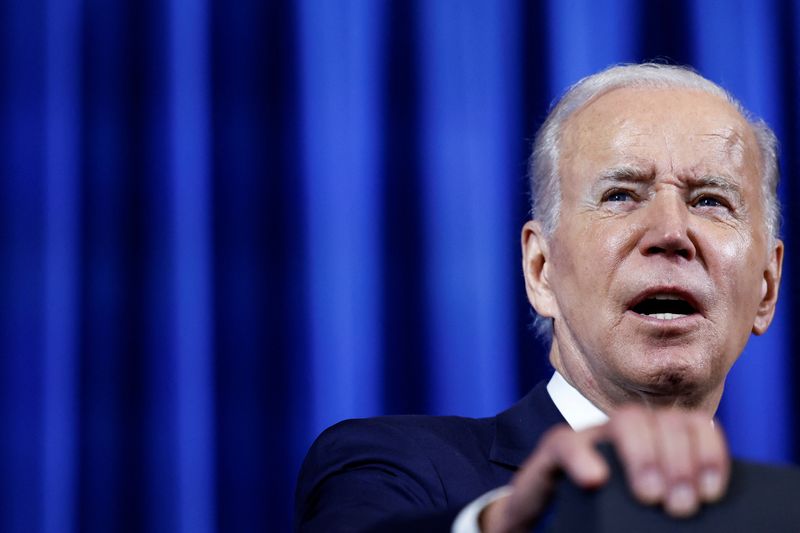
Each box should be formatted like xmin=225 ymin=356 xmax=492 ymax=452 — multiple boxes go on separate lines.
xmin=752 ymin=239 xmax=784 ymax=335
xmin=521 ymin=221 xmax=558 ymax=319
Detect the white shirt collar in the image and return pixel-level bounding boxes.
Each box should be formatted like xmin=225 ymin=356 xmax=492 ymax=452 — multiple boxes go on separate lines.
xmin=546 ymin=371 xmax=609 ymax=431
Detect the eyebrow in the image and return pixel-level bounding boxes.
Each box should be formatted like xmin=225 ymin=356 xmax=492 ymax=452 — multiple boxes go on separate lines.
xmin=592 ymin=166 xmax=744 ymax=202
xmin=687 ymin=174 xmax=740 ymax=191
xmin=591 ymin=165 xmax=655 ymax=193
xmin=685 ymin=175 xmax=744 ymax=205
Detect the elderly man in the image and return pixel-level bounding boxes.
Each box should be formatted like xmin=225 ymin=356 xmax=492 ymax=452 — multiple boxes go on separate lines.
xmin=295 ymin=63 xmax=784 ymax=532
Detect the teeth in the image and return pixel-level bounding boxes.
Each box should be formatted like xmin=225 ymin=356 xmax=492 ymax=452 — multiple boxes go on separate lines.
xmin=647 ymin=312 xmax=686 ymax=320
xmin=651 ymin=294 xmax=682 ymax=300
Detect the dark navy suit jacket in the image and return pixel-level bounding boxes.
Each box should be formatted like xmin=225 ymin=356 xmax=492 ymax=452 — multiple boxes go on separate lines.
xmin=295 ymin=381 xmax=566 ymax=532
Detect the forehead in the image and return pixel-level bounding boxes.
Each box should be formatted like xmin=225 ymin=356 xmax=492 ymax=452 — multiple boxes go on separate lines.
xmin=559 ymin=87 xmax=762 ymax=184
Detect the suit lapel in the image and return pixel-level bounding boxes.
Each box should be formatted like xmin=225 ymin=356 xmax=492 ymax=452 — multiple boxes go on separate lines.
xmin=489 ymin=380 xmax=567 ymax=468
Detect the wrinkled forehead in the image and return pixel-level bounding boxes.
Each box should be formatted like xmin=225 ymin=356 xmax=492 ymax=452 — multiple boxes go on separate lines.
xmin=559 ymin=87 xmax=763 ymax=187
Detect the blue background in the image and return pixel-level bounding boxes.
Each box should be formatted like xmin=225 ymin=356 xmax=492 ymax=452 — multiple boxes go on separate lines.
xmin=1 ymin=1 xmax=798 ymax=532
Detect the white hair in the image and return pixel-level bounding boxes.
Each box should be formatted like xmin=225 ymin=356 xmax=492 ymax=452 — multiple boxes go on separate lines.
xmin=530 ymin=63 xmax=781 ymax=339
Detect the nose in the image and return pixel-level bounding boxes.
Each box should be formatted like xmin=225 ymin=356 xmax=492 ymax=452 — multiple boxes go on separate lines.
xmin=637 ymin=192 xmax=696 ymax=260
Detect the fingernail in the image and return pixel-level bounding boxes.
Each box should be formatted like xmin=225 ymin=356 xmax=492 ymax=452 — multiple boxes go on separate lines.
xmin=700 ymin=469 xmax=723 ymax=501
xmin=637 ymin=468 xmax=665 ymax=503
xmin=667 ymin=482 xmax=698 ymax=517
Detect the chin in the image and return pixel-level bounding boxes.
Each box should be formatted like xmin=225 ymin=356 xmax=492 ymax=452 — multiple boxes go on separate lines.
xmin=646 ymin=368 xmax=702 ymax=393
xmin=629 ymin=379 xmax=709 ymax=407
xmin=620 ymin=353 xmax=720 ymax=406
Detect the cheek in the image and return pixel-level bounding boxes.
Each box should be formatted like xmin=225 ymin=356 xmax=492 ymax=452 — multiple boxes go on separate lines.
xmin=550 ymin=222 xmax=633 ymax=310
xmin=709 ymin=234 xmax=765 ymax=320
xmin=549 ymin=241 xmax=592 ymax=318
xmin=580 ymin=220 xmax=641 ymax=282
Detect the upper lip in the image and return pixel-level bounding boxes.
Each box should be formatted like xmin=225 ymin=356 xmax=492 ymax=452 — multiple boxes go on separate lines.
xmin=626 ymin=286 xmax=705 ymax=316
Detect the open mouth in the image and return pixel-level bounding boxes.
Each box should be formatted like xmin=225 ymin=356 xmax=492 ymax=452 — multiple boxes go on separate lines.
xmin=630 ymin=294 xmax=698 ymax=321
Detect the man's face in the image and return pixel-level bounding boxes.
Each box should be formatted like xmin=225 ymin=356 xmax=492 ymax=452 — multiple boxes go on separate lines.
xmin=525 ymin=87 xmax=783 ymax=410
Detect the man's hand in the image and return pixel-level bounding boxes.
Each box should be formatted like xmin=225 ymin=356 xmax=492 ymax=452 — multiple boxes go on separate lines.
xmin=480 ymin=406 xmax=730 ymax=533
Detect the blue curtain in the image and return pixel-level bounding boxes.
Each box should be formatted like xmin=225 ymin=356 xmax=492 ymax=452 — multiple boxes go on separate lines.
xmin=2 ymin=1 xmax=798 ymax=531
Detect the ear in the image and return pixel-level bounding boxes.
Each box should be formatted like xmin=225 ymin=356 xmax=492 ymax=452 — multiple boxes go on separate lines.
xmin=752 ymin=238 xmax=784 ymax=335
xmin=521 ymin=220 xmax=558 ymax=319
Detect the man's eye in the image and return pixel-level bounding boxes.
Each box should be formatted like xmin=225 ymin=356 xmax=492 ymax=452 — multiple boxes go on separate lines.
xmin=604 ymin=190 xmax=633 ymax=202
xmin=694 ymin=196 xmax=726 ymax=208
